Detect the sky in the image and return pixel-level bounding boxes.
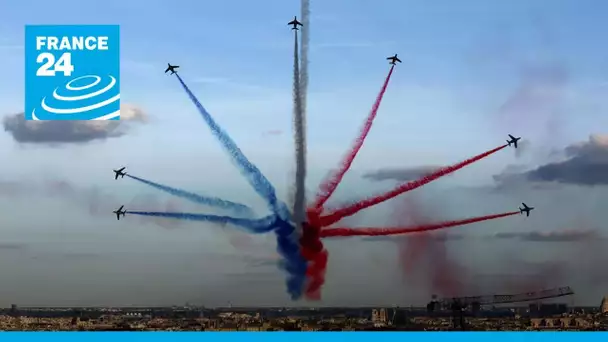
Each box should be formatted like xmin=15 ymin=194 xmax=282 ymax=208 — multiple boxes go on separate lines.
xmin=0 ymin=0 xmax=607 ymax=307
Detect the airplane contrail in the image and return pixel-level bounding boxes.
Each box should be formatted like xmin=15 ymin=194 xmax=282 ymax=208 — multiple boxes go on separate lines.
xmin=292 ymin=0 xmax=310 ymax=233
xmin=291 ymin=22 xmax=306 ymax=233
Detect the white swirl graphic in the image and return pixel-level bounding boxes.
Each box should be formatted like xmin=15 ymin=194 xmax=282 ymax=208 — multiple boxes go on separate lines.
xmin=32 ymin=74 xmax=120 ymax=121
xmin=65 ymin=75 xmax=101 ymax=91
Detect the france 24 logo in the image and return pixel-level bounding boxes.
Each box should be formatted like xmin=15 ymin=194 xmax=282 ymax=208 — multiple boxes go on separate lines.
xmin=24 ymin=25 xmax=120 ymax=121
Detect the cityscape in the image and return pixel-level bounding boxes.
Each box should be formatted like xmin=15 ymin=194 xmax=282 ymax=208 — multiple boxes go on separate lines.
xmin=1 ymin=295 xmax=607 ymax=331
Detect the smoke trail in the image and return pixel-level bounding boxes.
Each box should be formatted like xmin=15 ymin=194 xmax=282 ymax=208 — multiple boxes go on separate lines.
xmin=393 ymin=195 xmax=469 ymax=298
xmin=126 ymin=211 xmax=276 ymax=233
xmin=173 ymin=73 xmax=306 ymax=300
xmin=299 ymin=222 xmax=328 ymax=300
xmin=315 ymin=144 xmax=509 ymax=227
xmin=292 ymin=28 xmax=307 ymax=234
xmin=302 ymin=65 xmax=398 ymax=298
xmin=292 ymin=0 xmax=311 ymax=230
xmin=310 ymin=65 xmax=396 ymax=213
xmin=174 ymin=74 xmax=287 ymax=217
xmin=320 ymin=211 xmax=520 ymax=238
xmin=126 ymin=174 xmax=252 ymax=215
xmin=274 ymin=218 xmax=308 ymax=300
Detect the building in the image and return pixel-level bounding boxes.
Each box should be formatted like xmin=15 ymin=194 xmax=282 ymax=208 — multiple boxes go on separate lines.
xmin=528 ymin=303 xmax=568 ymax=317
xmin=371 ymin=309 xmax=387 ymax=325
xmin=9 ymin=304 xmax=19 ymax=317
xmin=601 ymin=296 xmax=608 ymax=313
xmin=391 ymin=308 xmax=409 ymax=326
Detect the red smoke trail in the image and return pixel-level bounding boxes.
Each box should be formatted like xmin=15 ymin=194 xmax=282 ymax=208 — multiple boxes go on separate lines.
xmin=394 ymin=195 xmax=470 ymax=298
xmin=299 ymin=222 xmax=328 ymax=300
xmin=319 ymin=211 xmax=519 ymax=238
xmin=309 ymin=65 xmax=396 ymax=214
xmin=314 ymin=144 xmax=509 ymax=227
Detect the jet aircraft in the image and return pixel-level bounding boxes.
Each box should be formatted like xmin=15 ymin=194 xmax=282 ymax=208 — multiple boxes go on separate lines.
xmin=113 ymin=205 xmax=126 ymax=220
xmin=165 ymin=63 xmax=179 ymax=75
xmin=519 ymin=203 xmax=534 ymax=217
xmin=507 ymin=134 xmax=522 ymax=148
xmin=288 ymin=16 xmax=303 ymax=30
xmin=387 ymin=54 xmax=402 ymax=65
xmin=113 ymin=167 xmax=127 ymax=180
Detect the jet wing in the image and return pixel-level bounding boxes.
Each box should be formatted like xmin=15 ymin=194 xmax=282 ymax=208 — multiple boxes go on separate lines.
xmin=509 ymin=134 xmax=516 ymax=140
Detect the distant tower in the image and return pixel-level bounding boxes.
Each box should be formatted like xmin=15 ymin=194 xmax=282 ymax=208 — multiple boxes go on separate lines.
xmin=601 ymin=296 xmax=608 ymax=313
xmin=379 ymin=308 xmax=387 ymax=323
xmin=371 ymin=309 xmax=379 ymax=322
xmin=372 ymin=308 xmax=387 ymax=324
xmin=10 ymin=304 xmax=18 ymax=317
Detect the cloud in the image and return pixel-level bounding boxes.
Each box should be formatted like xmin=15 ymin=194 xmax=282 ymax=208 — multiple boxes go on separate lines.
xmin=0 ymin=177 xmax=185 ymax=229
xmin=0 ymin=243 xmax=27 ymax=251
xmin=31 ymin=252 xmax=101 ymax=261
xmin=361 ymin=233 xmax=465 ymax=242
xmin=262 ymin=129 xmax=282 ymax=136
xmin=362 ymin=166 xmax=442 ymax=182
xmin=3 ymin=104 xmax=148 ymax=144
xmin=491 ymin=229 xmax=600 ymax=242
xmin=524 ymin=134 xmax=608 ymax=185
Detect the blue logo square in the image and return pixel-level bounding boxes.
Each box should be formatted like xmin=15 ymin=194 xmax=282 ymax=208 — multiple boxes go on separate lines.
xmin=24 ymin=25 xmax=120 ymax=121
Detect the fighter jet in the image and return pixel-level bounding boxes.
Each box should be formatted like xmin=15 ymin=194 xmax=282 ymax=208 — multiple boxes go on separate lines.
xmin=288 ymin=16 xmax=303 ymax=30
xmin=507 ymin=134 xmax=522 ymax=148
xmin=113 ymin=166 xmax=127 ymax=180
xmin=164 ymin=63 xmax=179 ymax=75
xmin=519 ymin=202 xmax=534 ymax=217
xmin=113 ymin=205 xmax=126 ymax=220
xmin=387 ymin=54 xmax=402 ymax=65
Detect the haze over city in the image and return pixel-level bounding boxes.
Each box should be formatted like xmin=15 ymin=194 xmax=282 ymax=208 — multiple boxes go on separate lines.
xmin=0 ymin=0 xmax=607 ymax=307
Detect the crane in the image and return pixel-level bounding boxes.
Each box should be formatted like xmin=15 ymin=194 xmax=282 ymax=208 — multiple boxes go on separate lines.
xmin=427 ymin=286 xmax=575 ymax=330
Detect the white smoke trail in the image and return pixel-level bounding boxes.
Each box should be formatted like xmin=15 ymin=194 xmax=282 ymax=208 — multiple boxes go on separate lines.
xmin=292 ymin=28 xmax=306 ymax=232
xmin=292 ymin=0 xmax=310 ymax=232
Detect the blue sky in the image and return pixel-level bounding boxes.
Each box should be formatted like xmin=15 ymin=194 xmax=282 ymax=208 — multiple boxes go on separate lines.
xmin=1 ymin=0 xmax=606 ymax=176
xmin=0 ymin=0 xmax=607 ymax=306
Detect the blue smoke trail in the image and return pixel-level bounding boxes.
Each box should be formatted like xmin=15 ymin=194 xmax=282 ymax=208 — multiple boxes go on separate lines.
xmin=274 ymin=218 xmax=307 ymax=299
xmin=127 ymin=211 xmax=276 ymax=233
xmin=126 ymin=174 xmax=252 ymax=216
xmin=173 ymin=73 xmax=307 ymax=300
xmin=174 ymin=74 xmax=282 ymax=216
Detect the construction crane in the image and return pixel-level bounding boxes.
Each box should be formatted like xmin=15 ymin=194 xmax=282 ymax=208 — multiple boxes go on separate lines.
xmin=427 ymin=286 xmax=575 ymax=330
